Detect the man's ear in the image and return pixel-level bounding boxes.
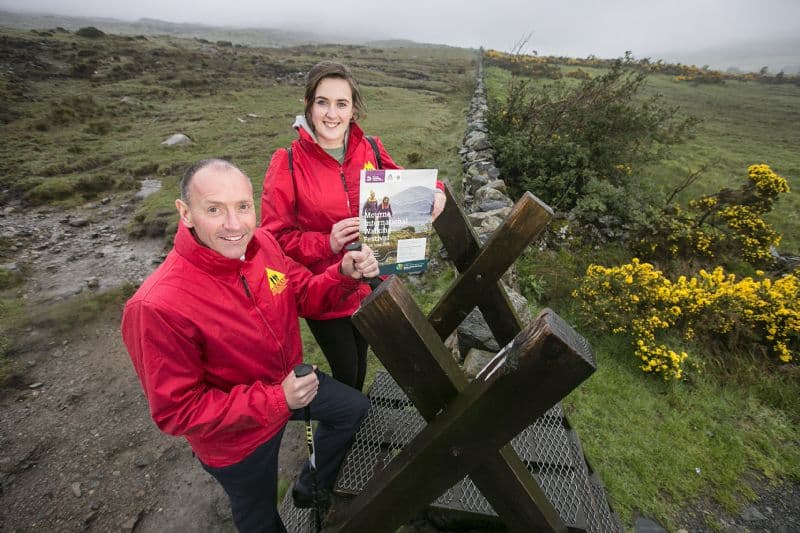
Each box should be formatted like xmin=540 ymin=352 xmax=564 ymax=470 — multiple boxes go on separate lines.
xmin=175 ymin=199 xmax=193 ymax=228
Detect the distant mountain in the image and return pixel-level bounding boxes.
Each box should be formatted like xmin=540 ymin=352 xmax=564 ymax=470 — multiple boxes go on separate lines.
xmin=0 ymin=9 xmax=466 ymax=52
xmin=0 ymin=9 xmax=351 ymax=47
xmin=390 ymin=186 xmax=436 ymax=230
xmin=647 ymin=36 xmax=800 ymax=74
xmin=364 ymin=38 xmax=457 ymax=49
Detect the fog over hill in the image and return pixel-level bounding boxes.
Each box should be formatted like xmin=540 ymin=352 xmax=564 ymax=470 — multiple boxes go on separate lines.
xmin=0 ymin=9 xmax=349 ymax=48
xmin=1 ymin=8 xmax=798 ymax=73
xmin=650 ymin=36 xmax=800 ymax=74
xmin=0 ymin=10 xmax=452 ymax=50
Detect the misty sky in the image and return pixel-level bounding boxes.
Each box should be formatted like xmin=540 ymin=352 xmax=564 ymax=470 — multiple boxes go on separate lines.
xmin=1 ymin=0 xmax=798 ymax=60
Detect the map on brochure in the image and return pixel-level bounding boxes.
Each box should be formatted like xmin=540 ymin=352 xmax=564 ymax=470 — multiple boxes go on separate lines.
xmin=359 ymin=168 xmax=438 ymax=275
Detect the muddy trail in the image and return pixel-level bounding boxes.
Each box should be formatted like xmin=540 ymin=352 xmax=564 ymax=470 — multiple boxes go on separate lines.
xmin=0 ymin=192 xmax=308 ymax=532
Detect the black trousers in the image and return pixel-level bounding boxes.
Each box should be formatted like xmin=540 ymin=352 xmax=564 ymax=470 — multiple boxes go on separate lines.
xmin=306 ymin=317 xmax=369 ymax=391
xmin=201 ymin=371 xmax=370 ymax=533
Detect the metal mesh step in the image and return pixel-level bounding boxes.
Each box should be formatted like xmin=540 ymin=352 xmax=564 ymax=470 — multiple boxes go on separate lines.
xmin=281 ymin=371 xmax=621 ymax=532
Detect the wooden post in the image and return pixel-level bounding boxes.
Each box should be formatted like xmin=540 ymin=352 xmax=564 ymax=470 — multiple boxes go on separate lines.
xmin=321 ymin=189 xmax=602 ymax=532
xmin=431 ymin=184 xmax=553 ymax=345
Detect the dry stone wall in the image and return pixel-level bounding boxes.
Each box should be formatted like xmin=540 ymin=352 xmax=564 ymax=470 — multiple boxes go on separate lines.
xmin=454 ymin=55 xmax=534 ymax=374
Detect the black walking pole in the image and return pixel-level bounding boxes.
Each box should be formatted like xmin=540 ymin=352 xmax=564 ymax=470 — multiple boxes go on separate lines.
xmin=293 ymin=363 xmax=322 ymax=532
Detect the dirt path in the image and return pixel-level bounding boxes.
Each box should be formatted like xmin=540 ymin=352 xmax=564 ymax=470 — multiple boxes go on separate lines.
xmin=0 ymin=194 xmax=307 ymax=532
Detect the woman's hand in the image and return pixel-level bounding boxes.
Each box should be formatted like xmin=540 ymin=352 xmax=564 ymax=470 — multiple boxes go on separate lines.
xmin=329 ymin=217 xmax=360 ymax=253
xmin=340 ymin=243 xmax=379 ymax=280
xmin=431 ymin=189 xmax=447 ymax=221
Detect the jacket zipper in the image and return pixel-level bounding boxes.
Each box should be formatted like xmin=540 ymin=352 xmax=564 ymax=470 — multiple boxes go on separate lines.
xmin=339 ymin=170 xmax=352 ymax=214
xmin=240 ymin=272 xmax=288 ymax=373
xmin=315 ymin=141 xmax=353 ymax=216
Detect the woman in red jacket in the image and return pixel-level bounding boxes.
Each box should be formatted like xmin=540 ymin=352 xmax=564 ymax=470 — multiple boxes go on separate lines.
xmin=261 ymin=61 xmax=445 ymax=391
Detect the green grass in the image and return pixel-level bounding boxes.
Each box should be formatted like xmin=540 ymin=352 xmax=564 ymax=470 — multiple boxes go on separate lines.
xmin=641 ymin=74 xmax=800 ymax=252
xmin=564 ymin=335 xmax=799 ymax=529
xmin=487 ymin=62 xmax=800 ymax=530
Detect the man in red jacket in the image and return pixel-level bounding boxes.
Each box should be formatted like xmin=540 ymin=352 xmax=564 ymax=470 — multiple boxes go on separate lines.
xmin=121 ymin=159 xmax=376 ymax=532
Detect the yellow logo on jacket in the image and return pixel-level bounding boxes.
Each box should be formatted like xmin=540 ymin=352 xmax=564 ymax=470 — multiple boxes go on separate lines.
xmin=266 ymin=268 xmax=288 ymax=295
xmin=363 ymin=160 xmax=375 ymax=170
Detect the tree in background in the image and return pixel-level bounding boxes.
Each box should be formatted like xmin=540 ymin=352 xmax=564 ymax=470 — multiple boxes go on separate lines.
xmin=488 ymin=58 xmax=697 ymax=243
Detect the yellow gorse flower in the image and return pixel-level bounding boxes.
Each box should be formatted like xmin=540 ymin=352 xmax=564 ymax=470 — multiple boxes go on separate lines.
xmin=575 ymin=259 xmax=799 ymax=380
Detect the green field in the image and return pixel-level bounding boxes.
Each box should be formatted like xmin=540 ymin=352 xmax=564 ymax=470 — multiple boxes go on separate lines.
xmin=0 ymin=28 xmax=474 ymax=234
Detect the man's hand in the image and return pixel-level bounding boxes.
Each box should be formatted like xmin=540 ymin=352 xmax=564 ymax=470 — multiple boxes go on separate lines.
xmin=340 ymin=243 xmax=379 ymax=280
xmin=431 ymin=189 xmax=446 ymax=221
xmin=329 ymin=218 xmax=360 ymax=253
xmin=282 ymin=366 xmax=318 ymax=410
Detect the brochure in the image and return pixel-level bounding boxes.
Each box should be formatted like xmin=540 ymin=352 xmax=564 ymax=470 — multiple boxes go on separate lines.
xmin=359 ymin=168 xmax=438 ymax=275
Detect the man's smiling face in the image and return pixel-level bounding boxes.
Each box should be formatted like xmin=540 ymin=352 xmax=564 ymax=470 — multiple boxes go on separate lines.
xmin=175 ymin=164 xmax=256 ymax=259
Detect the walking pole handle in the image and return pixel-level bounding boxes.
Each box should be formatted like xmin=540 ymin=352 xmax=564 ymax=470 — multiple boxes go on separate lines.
xmin=294 ymin=363 xmax=314 ymax=378
xmin=293 ymin=364 xmax=314 ymax=420
xmin=344 ymin=242 xmax=381 ymax=291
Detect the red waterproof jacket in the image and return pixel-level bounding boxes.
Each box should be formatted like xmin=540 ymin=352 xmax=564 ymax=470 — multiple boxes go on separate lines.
xmin=121 ymin=222 xmax=361 ymax=467
xmin=260 ymin=120 xmax=401 ymax=319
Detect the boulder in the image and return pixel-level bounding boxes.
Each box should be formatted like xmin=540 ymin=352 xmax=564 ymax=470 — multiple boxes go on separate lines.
xmin=457 ymin=308 xmax=499 ymax=354
xmin=161 ymin=133 xmax=192 ymax=146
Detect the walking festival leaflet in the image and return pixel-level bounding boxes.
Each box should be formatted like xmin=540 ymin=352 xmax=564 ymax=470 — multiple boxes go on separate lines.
xmin=359 ymin=168 xmax=438 ymax=275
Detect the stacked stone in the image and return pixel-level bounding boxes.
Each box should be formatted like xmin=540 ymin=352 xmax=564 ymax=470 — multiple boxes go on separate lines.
xmin=454 ymin=54 xmax=533 ymax=377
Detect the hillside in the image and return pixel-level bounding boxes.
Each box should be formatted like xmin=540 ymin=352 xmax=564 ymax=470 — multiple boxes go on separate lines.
xmin=0 ymin=9 xmax=340 ymax=47
xmin=0 ymin=10 xmax=457 ymax=50
xmin=483 ymin=55 xmax=800 ymax=531
xmin=650 ymin=35 xmax=800 ymax=75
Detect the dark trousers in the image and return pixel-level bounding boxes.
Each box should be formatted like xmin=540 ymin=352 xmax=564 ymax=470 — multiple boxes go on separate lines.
xmin=201 ymin=372 xmax=370 ymax=533
xmin=306 ymin=317 xmax=369 ymax=391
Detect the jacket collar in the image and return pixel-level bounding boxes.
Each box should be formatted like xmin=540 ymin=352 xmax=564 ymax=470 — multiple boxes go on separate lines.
xmin=294 ymin=116 xmax=365 ymax=163
xmin=174 ymin=221 xmax=258 ymax=276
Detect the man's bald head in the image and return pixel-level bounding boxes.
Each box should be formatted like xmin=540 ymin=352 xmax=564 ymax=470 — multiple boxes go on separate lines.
xmin=180 ymin=159 xmax=248 ymax=205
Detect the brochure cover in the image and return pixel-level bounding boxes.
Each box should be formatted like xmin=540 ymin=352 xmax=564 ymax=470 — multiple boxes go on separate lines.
xmin=359 ymin=168 xmax=438 ymax=275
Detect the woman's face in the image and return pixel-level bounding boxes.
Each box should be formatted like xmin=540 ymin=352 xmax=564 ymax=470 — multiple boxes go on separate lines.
xmin=309 ymin=77 xmax=354 ymax=149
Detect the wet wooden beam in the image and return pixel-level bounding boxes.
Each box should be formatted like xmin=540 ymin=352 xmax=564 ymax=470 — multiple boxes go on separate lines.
xmin=354 ymin=277 xmax=467 ymax=420
xmin=429 ymin=190 xmax=553 ymax=342
xmin=326 ymin=309 xmax=595 ymax=533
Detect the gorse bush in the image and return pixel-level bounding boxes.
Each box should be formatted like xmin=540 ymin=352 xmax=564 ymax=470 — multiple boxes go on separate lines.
xmin=486 ymin=48 xmax=800 ymax=86
xmin=574 ymin=258 xmax=800 ymax=380
xmin=487 ymin=58 xmax=697 ymax=240
xmin=635 ymin=164 xmax=790 ymax=267
xmin=75 ymin=26 xmax=105 ymax=39
xmin=484 ymin=49 xmax=562 ymax=79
